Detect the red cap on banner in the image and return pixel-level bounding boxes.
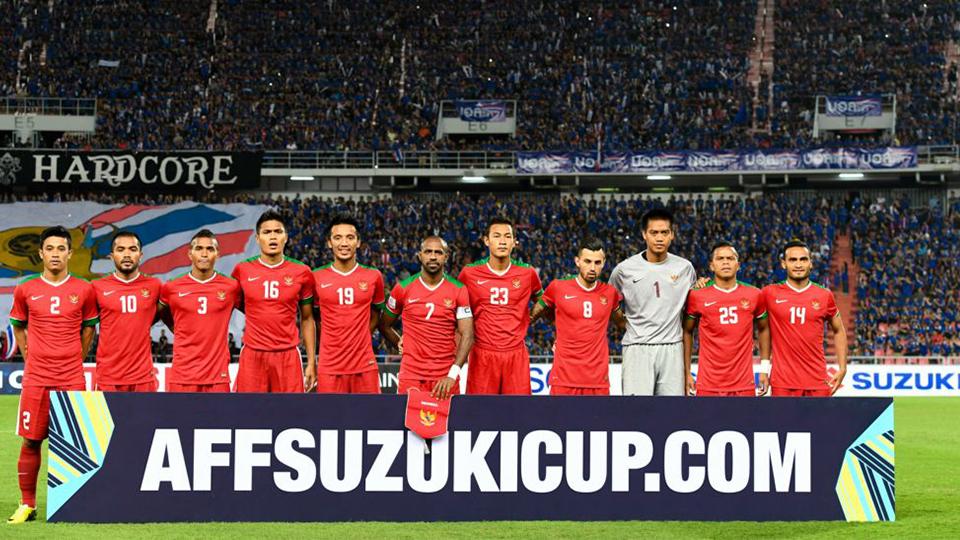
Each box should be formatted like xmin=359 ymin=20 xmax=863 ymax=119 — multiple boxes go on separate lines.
xmin=405 ymin=388 xmax=452 ymax=440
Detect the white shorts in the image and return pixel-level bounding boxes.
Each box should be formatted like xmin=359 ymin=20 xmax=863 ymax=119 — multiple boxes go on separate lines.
xmin=621 ymin=342 xmax=684 ymax=396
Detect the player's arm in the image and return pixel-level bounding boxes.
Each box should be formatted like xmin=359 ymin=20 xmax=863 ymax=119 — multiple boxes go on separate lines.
xmin=81 ymin=326 xmax=96 ymax=362
xmin=529 ymin=299 xmax=553 ymax=323
xmin=756 ymin=316 xmax=771 ymax=395
xmin=828 ymin=313 xmax=848 ymax=395
xmin=682 ymin=316 xmax=698 ymax=396
xmin=610 ymin=305 xmax=627 ymax=331
xmin=433 ymin=316 xmax=474 ymax=400
xmin=379 ymin=310 xmax=401 ymax=351
xmin=11 ymin=325 xmax=27 ymax=361
xmin=156 ymin=301 xmax=174 ymax=331
xmin=369 ymin=307 xmax=381 ymax=335
xmin=300 ymin=301 xmax=317 ymax=392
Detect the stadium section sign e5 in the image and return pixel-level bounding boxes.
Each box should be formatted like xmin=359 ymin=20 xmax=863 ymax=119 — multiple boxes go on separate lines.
xmin=0 ymin=150 xmax=261 ymax=191
xmin=46 ymin=393 xmax=892 ymax=522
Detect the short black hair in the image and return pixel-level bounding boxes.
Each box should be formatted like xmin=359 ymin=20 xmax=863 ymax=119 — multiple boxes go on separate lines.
xmin=710 ymin=241 xmax=738 ymax=260
xmin=190 ymin=229 xmax=218 ymax=249
xmin=40 ymin=226 xmax=71 ymax=249
xmin=485 ymin=217 xmax=514 ymax=237
xmin=256 ymin=210 xmax=286 ymax=233
xmin=780 ymin=239 xmax=810 ymax=259
xmin=641 ymin=208 xmax=673 ymax=231
xmin=111 ymin=231 xmax=142 ymax=250
xmin=577 ymin=237 xmax=605 ymax=257
xmin=326 ymin=215 xmax=360 ymax=239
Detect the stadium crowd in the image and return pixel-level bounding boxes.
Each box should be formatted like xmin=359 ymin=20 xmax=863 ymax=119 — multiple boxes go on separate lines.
xmin=4 ymin=0 xmax=957 ymax=151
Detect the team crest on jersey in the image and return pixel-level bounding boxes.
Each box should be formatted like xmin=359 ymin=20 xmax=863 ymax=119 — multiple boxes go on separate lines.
xmin=419 ymin=409 xmax=437 ymax=427
xmin=811 ymin=300 xmax=821 ymax=310
xmin=600 ymin=296 xmax=608 ymax=305
xmin=443 ymin=298 xmax=454 ymax=308
xmin=670 ymin=274 xmax=680 ymax=283
xmin=141 ymin=288 xmax=151 ymax=298
xmin=69 ymin=294 xmax=79 ymax=304
xmin=740 ymin=299 xmax=750 ymax=309
xmin=512 ymin=278 xmax=521 ymax=289
xmin=283 ymin=276 xmax=294 ymax=286
xmin=358 ymin=281 xmax=369 ymax=291
xmin=217 ymin=290 xmax=226 ymax=301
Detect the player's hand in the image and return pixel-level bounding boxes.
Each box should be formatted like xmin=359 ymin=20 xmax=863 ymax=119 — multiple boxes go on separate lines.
xmin=432 ymin=376 xmax=456 ymax=400
xmin=685 ymin=373 xmax=696 ymax=396
xmin=828 ymin=367 xmax=846 ymax=396
xmin=397 ymin=336 xmax=404 ymax=356
xmin=757 ymin=373 xmax=770 ymax=396
xmin=693 ymin=277 xmax=710 ymax=290
xmin=304 ymin=365 xmax=317 ymax=393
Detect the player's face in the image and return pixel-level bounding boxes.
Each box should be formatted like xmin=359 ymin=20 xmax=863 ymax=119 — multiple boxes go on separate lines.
xmin=642 ymin=219 xmax=674 ymax=255
xmin=111 ymin=236 xmax=142 ymax=273
xmin=39 ymin=236 xmax=72 ymax=272
xmin=188 ymin=238 xmax=219 ymax=271
xmin=418 ymin=239 xmax=448 ymax=275
xmin=257 ymin=220 xmax=287 ymax=257
xmin=327 ymin=224 xmax=360 ymax=263
xmin=709 ymin=247 xmax=739 ymax=280
xmin=484 ymin=224 xmax=516 ymax=259
xmin=575 ymin=248 xmax=606 ymax=284
xmin=781 ymin=247 xmax=812 ymax=280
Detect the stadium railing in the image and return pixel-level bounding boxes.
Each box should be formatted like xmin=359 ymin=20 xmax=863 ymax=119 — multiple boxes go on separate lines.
xmin=0 ymin=96 xmax=97 ymax=116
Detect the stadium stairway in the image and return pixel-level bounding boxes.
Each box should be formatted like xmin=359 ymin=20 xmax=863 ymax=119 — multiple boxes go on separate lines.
xmin=748 ymin=0 xmax=775 ymax=132
xmin=827 ymin=233 xmax=857 ymax=357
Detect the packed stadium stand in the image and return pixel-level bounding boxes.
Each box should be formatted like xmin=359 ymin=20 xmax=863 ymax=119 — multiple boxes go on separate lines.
xmin=3 ymin=0 xmax=958 ymax=150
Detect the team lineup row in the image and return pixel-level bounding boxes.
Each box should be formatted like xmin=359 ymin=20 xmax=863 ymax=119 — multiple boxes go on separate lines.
xmin=5 ymin=208 xmax=848 ymax=521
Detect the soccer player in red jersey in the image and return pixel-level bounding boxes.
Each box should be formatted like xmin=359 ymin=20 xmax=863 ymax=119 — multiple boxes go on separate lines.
xmin=381 ymin=236 xmax=474 ymax=399
xmin=7 ymin=226 xmax=98 ymax=523
xmin=458 ymin=217 xmax=542 ymax=394
xmin=683 ymin=242 xmax=771 ymax=397
xmin=312 ymin=216 xmax=386 ymax=394
xmin=761 ymin=240 xmax=848 ymax=397
xmin=232 ymin=211 xmax=316 ymax=393
xmin=530 ymin=238 xmax=624 ymax=396
xmin=92 ymin=231 xmax=161 ymax=392
xmin=158 ymin=229 xmax=241 ymax=393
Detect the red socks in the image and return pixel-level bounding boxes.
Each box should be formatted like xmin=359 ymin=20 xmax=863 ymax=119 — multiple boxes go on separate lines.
xmin=17 ymin=444 xmax=41 ymax=507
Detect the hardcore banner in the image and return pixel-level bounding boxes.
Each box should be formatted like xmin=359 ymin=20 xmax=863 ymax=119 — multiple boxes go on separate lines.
xmin=824 ymin=96 xmax=883 ymax=117
xmin=515 ymin=148 xmax=917 ymax=174
xmin=0 ymin=150 xmax=262 ymax=190
xmin=45 ymin=392 xmax=894 ymax=522
xmin=455 ymin=100 xmax=507 ymax=122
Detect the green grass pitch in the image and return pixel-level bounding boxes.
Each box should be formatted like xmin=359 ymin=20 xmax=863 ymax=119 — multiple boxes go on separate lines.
xmin=0 ymin=396 xmax=957 ymax=539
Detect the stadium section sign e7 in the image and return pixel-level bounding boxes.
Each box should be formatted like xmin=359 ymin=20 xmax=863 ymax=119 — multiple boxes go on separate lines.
xmin=45 ymin=392 xmax=893 ymax=522
xmin=0 ymin=150 xmax=261 ymax=191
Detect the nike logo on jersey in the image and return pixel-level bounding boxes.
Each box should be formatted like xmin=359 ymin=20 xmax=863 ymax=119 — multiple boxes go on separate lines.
xmin=564 ymin=295 xmax=577 ymax=300
xmin=632 ymin=278 xmax=643 ymax=283
xmin=247 ymin=276 xmax=260 ymax=282
xmin=103 ymin=290 xmax=116 ymax=296
xmin=178 ymin=292 xmax=193 ymax=297
xmin=704 ymin=301 xmax=717 ymax=307
xmin=408 ymin=298 xmax=421 ymax=304
xmin=320 ymin=283 xmax=332 ymax=288
xmin=775 ymin=299 xmax=788 ymax=304
xmin=30 ymin=295 xmax=44 ymax=301
xmin=477 ymin=280 xmax=489 ymax=285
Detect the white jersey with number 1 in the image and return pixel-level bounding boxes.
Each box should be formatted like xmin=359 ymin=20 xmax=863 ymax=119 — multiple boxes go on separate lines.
xmin=609 ymin=251 xmax=696 ymax=345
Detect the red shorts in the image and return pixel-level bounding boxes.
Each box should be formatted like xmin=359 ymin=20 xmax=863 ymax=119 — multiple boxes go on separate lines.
xmin=466 ymin=345 xmax=531 ymax=395
xmin=167 ymin=382 xmax=231 ymax=393
xmin=550 ymin=385 xmax=609 ymax=396
xmin=234 ymin=347 xmax=304 ymax=393
xmin=315 ymin=370 xmax=381 ymax=394
xmin=771 ymin=387 xmax=832 ymax=397
xmin=697 ymin=388 xmax=756 ymax=397
xmin=17 ymin=383 xmax=85 ymax=441
xmin=397 ymin=376 xmax=461 ymax=396
xmin=96 ymin=379 xmax=158 ymax=392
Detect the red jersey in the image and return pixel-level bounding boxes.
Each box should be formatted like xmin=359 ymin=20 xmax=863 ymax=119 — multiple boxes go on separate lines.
xmin=685 ymin=281 xmax=766 ymax=392
xmin=761 ymin=281 xmax=839 ymax=390
xmin=540 ymin=277 xmax=621 ymax=388
xmin=92 ymin=273 xmax=162 ymax=385
xmin=159 ymin=272 xmax=240 ymax=385
xmin=458 ymin=258 xmax=542 ymax=350
xmin=9 ymin=274 xmax=98 ymax=386
xmin=384 ymin=273 xmax=472 ymax=380
xmin=233 ymin=256 xmax=314 ymax=351
xmin=312 ymin=262 xmax=386 ymax=374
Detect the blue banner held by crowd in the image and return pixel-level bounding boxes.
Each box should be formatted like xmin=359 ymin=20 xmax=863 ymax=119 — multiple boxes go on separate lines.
xmin=825 ymin=95 xmax=883 ymax=117
xmin=456 ymin=100 xmax=507 ymax=122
